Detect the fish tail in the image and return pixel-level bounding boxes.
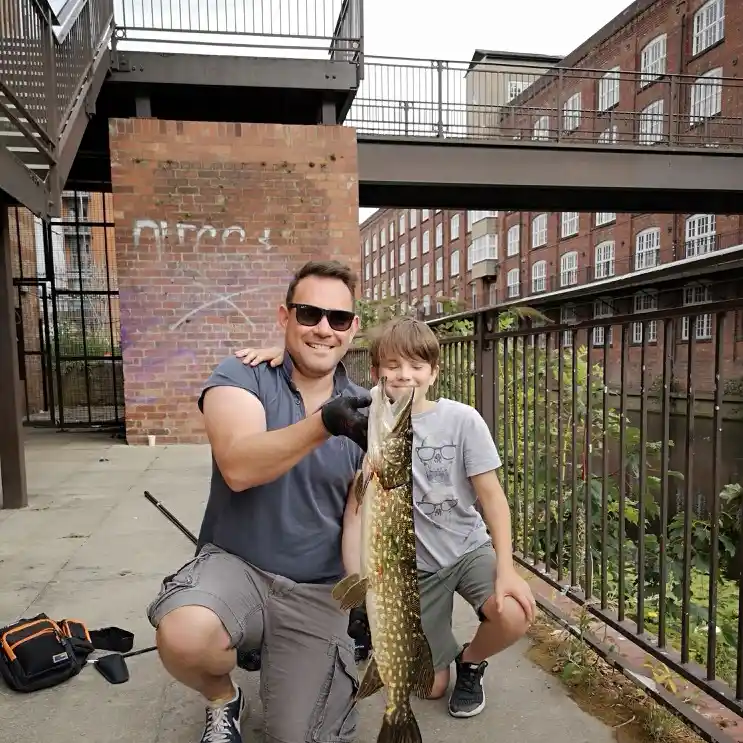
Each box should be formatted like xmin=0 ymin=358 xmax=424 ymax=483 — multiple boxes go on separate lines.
xmin=376 ymin=705 xmax=422 ymax=743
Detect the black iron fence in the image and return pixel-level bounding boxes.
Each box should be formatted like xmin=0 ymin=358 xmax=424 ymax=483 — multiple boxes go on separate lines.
xmin=347 ymin=55 xmax=743 ymax=150
xmin=345 ymin=297 xmax=743 ymax=736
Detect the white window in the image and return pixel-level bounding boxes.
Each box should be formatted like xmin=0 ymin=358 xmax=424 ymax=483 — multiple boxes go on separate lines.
xmin=373 ymin=258 xmax=378 ymax=277
xmin=450 ymin=214 xmax=460 ymax=241
xmin=381 ymin=283 xmax=387 ymax=299
xmin=639 ymin=99 xmax=665 ymax=144
xmin=380 ymin=252 xmax=387 ymax=273
xmin=532 ymin=260 xmax=546 ymax=293
xmin=598 ymin=68 xmax=620 ymax=111
xmin=693 ymin=0 xmax=724 ymax=57
xmin=399 ymin=212 xmax=406 ymax=235
xmin=422 ymin=294 xmax=431 ymax=315
xmin=409 ymin=268 xmax=418 ymax=290
xmin=435 ymin=223 xmax=443 ymax=247
xmin=532 ymin=213 xmax=548 ymax=247
xmin=422 ymin=231 xmax=430 ymax=253
xmin=373 ymin=285 xmax=379 ymax=300
xmin=421 ymin=209 xmax=430 ymax=221
xmin=469 ymin=234 xmax=498 ymax=267
xmin=469 ymin=210 xmax=498 ymax=226
xmin=364 ymin=239 xmax=370 ymax=256
xmin=410 ymin=237 xmax=418 ymax=259
xmin=560 ymin=251 xmax=578 ymax=286
xmin=389 ymin=248 xmax=394 ymax=269
xmin=593 ymin=298 xmax=614 ymax=347
xmin=422 ymin=264 xmax=430 ymax=285
xmin=508 ymin=79 xmax=527 ymax=100
xmin=640 ymin=35 xmax=667 ymax=85
xmin=507 ymin=268 xmax=520 ymax=298
xmin=561 ymin=305 xmax=577 ymax=347
xmin=364 ymin=288 xmax=371 ymax=299
xmin=682 ymin=285 xmax=713 ymax=340
xmin=562 ymin=92 xmax=581 ymax=132
xmin=435 ymin=256 xmax=443 ymax=281
xmin=399 ymin=243 xmax=406 ymax=264
xmin=596 ymin=211 xmax=616 ymax=226
xmin=372 ymin=234 xmax=377 ymax=252
xmin=389 ymin=281 xmax=395 ymax=297
xmin=488 ymin=283 xmax=497 ymax=306
xmin=409 ymin=210 xmax=417 ymax=229
xmin=398 ymin=272 xmax=406 ymax=294
xmin=507 ymin=225 xmax=520 ymax=256
xmin=690 ymin=67 xmax=722 ymax=124
xmin=635 ymin=228 xmax=660 ymax=269
xmin=533 ymin=115 xmax=550 ymax=140
xmin=633 ymin=291 xmax=658 ymax=343
xmin=450 ymin=249 xmax=460 ymax=276
xmin=598 ymin=125 xmax=618 ymax=143
xmin=364 ymin=263 xmax=370 ymax=281
xmin=594 ymin=240 xmax=615 ymax=279
xmin=388 ymin=222 xmax=394 ymax=242
xmin=685 ymin=214 xmax=716 ymax=256
xmin=561 ymin=212 xmax=579 ymax=238
xmin=380 ymin=228 xmax=386 ymax=247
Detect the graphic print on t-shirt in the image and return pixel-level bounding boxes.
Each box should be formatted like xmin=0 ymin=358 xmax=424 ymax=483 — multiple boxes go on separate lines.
xmin=415 ymin=438 xmax=459 ymax=527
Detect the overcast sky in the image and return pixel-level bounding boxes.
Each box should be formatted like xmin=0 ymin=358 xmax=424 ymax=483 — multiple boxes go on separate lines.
xmin=358 ymin=0 xmax=632 ymax=222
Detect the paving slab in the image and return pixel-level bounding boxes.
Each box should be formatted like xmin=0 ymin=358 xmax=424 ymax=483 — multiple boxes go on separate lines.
xmin=0 ymin=430 xmax=615 ymax=743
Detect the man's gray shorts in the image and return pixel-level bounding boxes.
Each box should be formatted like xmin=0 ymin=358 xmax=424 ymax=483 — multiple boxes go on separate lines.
xmin=146 ymin=544 xmax=358 ymax=743
xmin=419 ymin=543 xmax=497 ymax=672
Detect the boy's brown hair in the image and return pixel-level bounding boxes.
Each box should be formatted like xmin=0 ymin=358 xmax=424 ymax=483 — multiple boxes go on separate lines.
xmin=368 ymin=317 xmax=440 ymax=369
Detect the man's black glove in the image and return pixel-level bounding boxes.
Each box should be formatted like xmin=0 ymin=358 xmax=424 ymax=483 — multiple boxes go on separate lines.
xmin=320 ymin=393 xmax=371 ymax=451
xmin=348 ymin=604 xmax=372 ymax=661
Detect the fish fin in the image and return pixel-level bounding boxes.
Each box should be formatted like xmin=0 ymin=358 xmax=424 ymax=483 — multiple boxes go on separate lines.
xmin=354 ymin=468 xmax=373 ymax=512
xmin=376 ymin=706 xmax=422 ymax=743
xmin=338 ymin=576 xmax=369 ymax=610
xmin=356 ymin=654 xmax=384 ymax=701
xmin=412 ymin=632 xmax=436 ymax=699
xmin=332 ymin=573 xmax=360 ymax=602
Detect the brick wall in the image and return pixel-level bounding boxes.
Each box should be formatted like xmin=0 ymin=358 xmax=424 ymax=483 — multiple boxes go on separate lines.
xmin=109 ymin=119 xmax=360 ymax=444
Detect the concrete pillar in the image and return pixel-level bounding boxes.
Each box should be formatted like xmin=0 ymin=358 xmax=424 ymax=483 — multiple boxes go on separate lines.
xmin=0 ymin=202 xmax=27 ymax=508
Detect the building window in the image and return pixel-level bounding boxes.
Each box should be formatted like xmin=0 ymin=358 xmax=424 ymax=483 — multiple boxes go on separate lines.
xmin=593 ymin=298 xmax=614 ymax=347
xmin=399 ymin=243 xmax=406 ymax=264
xmin=435 ymin=255 xmax=443 ymax=281
xmin=507 ymin=224 xmax=520 ymax=256
xmin=507 ymin=268 xmax=520 ymax=298
xmin=639 ymin=99 xmax=665 ymax=144
xmin=422 ymin=231 xmax=430 ymax=253
xmin=450 ymin=249 xmax=460 ymax=276
xmin=421 ymin=209 xmax=430 ymax=221
xmin=532 ymin=213 xmax=547 ymax=247
xmin=635 ymin=227 xmax=660 ymax=269
xmin=399 ymin=212 xmax=406 ymax=235
xmin=373 ymin=285 xmax=379 ymax=300
xmin=380 ymin=228 xmax=386 ymax=247
xmin=410 ymin=268 xmax=418 ymax=290
xmin=469 ymin=234 xmax=498 ymax=267
xmin=561 ymin=305 xmax=577 ymax=347
xmin=632 ymin=291 xmax=658 ymax=343
xmin=389 ymin=248 xmax=395 ymax=269
xmin=685 ymin=214 xmax=716 ymax=256
xmin=364 ymin=263 xmax=370 ymax=281
xmin=598 ymin=67 xmax=620 ymax=111
xmin=533 ymin=115 xmax=550 ymax=140
xmin=435 ymin=223 xmax=443 ymax=248
xmin=532 ymin=260 xmax=546 ymax=293
xmin=598 ymin=125 xmax=618 ymax=143
xmin=469 ymin=210 xmax=498 ymax=226
xmin=410 ymin=210 xmax=417 ymax=229
xmin=423 ymin=294 xmax=431 ymax=315
xmin=389 ymin=281 xmax=395 ymax=297
xmin=372 ymin=234 xmax=377 ymax=252
xmin=596 ymin=211 xmax=615 ymax=226
xmin=488 ymin=283 xmax=497 ymax=306
xmin=693 ymin=0 xmax=724 ymax=57
xmin=410 ymin=236 xmax=418 ymax=259
xmin=508 ymin=79 xmax=527 ymax=100
xmin=373 ymin=258 xmax=378 ymax=277
xmin=560 ymin=251 xmax=578 ymax=286
xmin=562 ymin=92 xmax=581 ymax=132
xmin=690 ymin=67 xmax=722 ymax=124
xmin=640 ymin=35 xmax=667 ymax=85
xmin=682 ymin=285 xmax=713 ymax=340
xmin=398 ymin=272 xmax=406 ymax=294
xmin=450 ymin=214 xmax=460 ymax=241
xmin=364 ymin=239 xmax=370 ymax=256
xmin=422 ymin=264 xmax=430 ymax=285
xmin=561 ymin=212 xmax=579 ymax=238
xmin=388 ymin=222 xmax=394 ymax=242
xmin=594 ymin=240 xmax=615 ymax=279
xmin=381 ymin=252 xmax=387 ymax=273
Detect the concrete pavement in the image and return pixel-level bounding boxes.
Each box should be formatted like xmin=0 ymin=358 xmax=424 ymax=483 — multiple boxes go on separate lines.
xmin=0 ymin=430 xmax=615 ymax=743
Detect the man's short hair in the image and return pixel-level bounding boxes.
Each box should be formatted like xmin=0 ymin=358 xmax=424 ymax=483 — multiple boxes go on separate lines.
xmin=369 ymin=317 xmax=440 ymax=369
xmin=285 ymin=260 xmax=358 ymax=307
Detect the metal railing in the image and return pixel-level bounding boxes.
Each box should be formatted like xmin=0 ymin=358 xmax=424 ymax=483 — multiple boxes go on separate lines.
xmin=113 ymin=0 xmax=363 ymax=62
xmin=345 ymin=295 xmax=743 ymax=739
xmin=346 ymin=55 xmax=743 ymax=150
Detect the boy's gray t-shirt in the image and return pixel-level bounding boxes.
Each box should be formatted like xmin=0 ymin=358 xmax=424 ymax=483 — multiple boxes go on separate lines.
xmin=411 ymin=398 xmax=502 ymax=573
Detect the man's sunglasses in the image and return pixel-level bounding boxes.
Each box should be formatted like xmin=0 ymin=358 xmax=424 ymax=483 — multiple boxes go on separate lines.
xmin=288 ymin=303 xmax=356 ymax=332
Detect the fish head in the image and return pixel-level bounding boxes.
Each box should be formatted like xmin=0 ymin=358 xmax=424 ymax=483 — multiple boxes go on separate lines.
xmin=367 ymin=376 xmax=414 ymax=490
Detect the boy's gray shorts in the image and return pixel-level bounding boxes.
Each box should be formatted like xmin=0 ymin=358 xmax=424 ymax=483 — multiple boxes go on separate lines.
xmin=419 ymin=543 xmax=497 ymax=672
xmin=146 ymin=543 xmax=358 ymax=743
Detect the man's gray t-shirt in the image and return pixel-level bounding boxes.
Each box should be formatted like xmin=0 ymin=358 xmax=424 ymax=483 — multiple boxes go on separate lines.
xmin=411 ymin=398 xmax=502 ymax=573
xmin=195 ymin=354 xmax=365 ymax=584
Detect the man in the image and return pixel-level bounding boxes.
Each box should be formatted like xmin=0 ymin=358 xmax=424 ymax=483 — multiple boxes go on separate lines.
xmin=146 ymin=260 xmax=371 ymax=743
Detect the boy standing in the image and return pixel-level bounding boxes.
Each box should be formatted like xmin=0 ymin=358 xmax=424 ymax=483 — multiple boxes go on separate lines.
xmin=235 ymin=317 xmax=535 ymax=719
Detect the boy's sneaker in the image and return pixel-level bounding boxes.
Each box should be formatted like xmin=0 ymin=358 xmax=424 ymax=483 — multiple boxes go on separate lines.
xmin=448 ymin=644 xmax=488 ymax=718
xmin=201 ymin=684 xmax=246 ymax=743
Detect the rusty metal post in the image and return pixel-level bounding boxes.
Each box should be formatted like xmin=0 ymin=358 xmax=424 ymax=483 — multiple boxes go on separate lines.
xmin=0 ymin=202 xmax=28 ymax=509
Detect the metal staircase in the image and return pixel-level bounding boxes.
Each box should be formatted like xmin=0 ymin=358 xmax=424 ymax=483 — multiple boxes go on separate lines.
xmin=0 ymin=0 xmax=115 ymax=217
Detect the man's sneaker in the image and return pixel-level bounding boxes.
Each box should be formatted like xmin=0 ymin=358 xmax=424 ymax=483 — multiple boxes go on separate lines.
xmin=201 ymin=684 xmax=246 ymax=743
xmin=448 ymin=644 xmax=488 ymax=718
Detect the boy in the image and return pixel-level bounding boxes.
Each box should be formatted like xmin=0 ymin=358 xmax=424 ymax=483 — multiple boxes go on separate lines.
xmin=235 ymin=317 xmax=535 ymax=719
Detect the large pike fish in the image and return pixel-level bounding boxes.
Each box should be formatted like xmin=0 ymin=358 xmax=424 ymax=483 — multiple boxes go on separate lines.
xmin=332 ymin=378 xmax=435 ymax=743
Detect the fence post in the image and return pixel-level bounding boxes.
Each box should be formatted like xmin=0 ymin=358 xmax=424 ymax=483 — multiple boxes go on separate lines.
xmin=436 ymin=60 xmax=444 ymax=138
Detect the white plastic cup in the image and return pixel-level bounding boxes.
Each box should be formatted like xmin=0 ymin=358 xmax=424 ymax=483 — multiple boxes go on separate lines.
xmin=148 ymin=435 xmax=156 ymax=447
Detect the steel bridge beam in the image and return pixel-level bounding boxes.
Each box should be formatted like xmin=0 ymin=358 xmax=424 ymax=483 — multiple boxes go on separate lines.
xmin=356 ymin=136 xmax=743 ymax=214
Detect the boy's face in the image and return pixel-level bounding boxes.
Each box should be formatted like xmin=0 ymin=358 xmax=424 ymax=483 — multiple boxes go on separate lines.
xmin=372 ymin=353 xmax=438 ymax=402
